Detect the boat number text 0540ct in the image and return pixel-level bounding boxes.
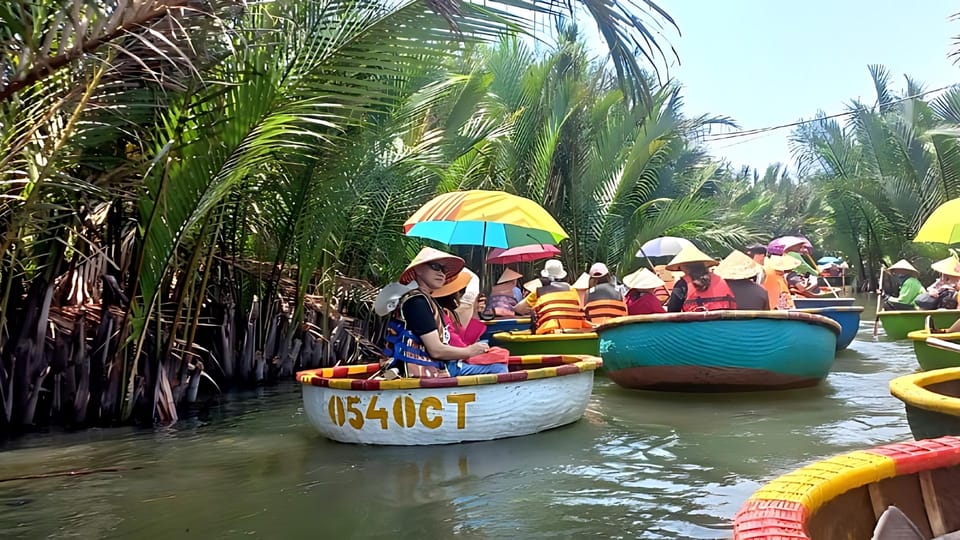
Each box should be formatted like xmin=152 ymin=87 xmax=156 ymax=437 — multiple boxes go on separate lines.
xmin=327 ymin=393 xmax=476 ymax=430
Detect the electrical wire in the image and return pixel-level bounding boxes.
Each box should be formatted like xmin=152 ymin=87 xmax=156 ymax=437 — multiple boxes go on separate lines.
xmin=702 ymin=83 xmax=960 ymax=143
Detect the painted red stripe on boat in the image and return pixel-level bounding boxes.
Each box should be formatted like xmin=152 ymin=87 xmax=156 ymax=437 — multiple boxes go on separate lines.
xmin=732 ymin=499 xmax=808 ymax=539
xmin=867 ymin=436 xmax=960 ymax=475
xmin=496 ymin=371 xmax=528 ymax=383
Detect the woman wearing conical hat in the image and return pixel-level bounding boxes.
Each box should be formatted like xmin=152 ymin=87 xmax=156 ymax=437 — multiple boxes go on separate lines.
xmin=487 ymin=268 xmax=524 ymax=317
xmin=664 ymin=246 xmax=737 ymax=312
xmin=762 ymin=255 xmax=801 ymax=310
xmin=714 ymin=251 xmax=770 ymax=310
xmin=622 ymin=268 xmax=666 ymax=315
xmin=882 ymin=259 xmax=923 ymax=311
xmin=923 ymin=256 xmax=960 ymax=310
xmin=383 ymin=247 xmax=506 ymax=378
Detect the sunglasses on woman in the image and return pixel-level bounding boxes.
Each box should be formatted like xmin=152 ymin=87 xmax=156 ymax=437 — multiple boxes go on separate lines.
xmin=427 ymin=262 xmax=447 ymax=273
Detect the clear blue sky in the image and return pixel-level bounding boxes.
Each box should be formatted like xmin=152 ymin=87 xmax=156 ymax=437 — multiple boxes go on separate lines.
xmin=594 ymin=0 xmax=960 ymax=174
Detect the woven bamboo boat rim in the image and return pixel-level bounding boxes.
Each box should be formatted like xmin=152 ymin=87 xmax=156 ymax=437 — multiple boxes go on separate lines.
xmin=890 ymin=367 xmax=960 ymax=415
xmin=596 ymin=310 xmax=841 ymax=335
xmin=297 ymin=355 xmax=601 ymax=391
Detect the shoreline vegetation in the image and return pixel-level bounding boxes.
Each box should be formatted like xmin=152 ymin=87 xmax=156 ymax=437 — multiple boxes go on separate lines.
xmin=1 ymin=0 xmax=959 ymax=436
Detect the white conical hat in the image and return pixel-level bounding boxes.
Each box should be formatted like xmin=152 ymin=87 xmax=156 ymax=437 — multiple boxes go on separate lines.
xmin=665 ymin=245 xmax=718 ymax=271
xmin=622 ymin=268 xmax=665 ymax=290
xmin=887 ymin=259 xmax=919 ymax=277
xmin=714 ymin=250 xmax=762 ymax=281
xmin=571 ymin=272 xmax=590 ymax=290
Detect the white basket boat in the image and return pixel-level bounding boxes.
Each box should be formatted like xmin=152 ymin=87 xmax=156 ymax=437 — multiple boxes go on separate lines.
xmin=297 ymin=354 xmax=601 ymax=445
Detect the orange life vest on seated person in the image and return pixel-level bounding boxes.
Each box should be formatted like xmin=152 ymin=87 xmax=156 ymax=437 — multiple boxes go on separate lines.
xmin=583 ymin=283 xmax=628 ymax=325
xmin=533 ymin=283 xmax=590 ymax=335
xmin=682 ymin=274 xmax=737 ymax=312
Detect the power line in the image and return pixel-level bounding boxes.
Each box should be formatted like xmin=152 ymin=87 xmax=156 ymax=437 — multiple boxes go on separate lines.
xmin=701 ymin=83 xmax=960 ymax=143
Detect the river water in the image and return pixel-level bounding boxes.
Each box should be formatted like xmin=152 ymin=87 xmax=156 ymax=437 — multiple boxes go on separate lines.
xmin=0 ymin=295 xmax=921 ymax=539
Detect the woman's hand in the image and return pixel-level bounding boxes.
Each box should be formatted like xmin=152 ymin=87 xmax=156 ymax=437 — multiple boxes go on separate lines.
xmin=466 ymin=342 xmax=489 ymax=357
xmin=475 ymin=294 xmax=487 ymax=314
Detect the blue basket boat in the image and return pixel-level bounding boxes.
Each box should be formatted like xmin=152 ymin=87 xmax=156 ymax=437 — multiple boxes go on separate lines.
xmin=794 ymin=306 xmax=863 ymax=351
xmin=791 ymin=296 xmax=856 ymax=309
xmin=596 ymin=311 xmax=841 ymax=391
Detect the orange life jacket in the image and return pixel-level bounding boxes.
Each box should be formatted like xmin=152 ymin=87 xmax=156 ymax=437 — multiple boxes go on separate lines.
xmin=682 ymin=275 xmax=737 ymax=312
xmin=533 ymin=286 xmax=590 ymax=334
xmin=583 ymin=283 xmax=628 ymax=325
xmin=763 ymin=272 xmax=794 ymax=310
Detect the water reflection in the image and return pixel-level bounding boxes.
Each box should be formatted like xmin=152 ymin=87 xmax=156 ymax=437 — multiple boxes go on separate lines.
xmin=0 ymin=294 xmax=921 ymax=539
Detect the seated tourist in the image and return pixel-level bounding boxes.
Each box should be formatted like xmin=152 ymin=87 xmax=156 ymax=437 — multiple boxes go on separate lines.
xmin=714 ymin=250 xmax=770 ymax=310
xmin=432 ymin=269 xmax=486 ymax=346
xmin=763 ymin=255 xmax=801 ymax=310
xmin=882 ymin=259 xmax=923 ymax=311
xmin=665 ymin=246 xmax=737 ymax=312
xmin=744 ymin=244 xmax=768 ymax=284
xmin=582 ymin=262 xmax=628 ymax=325
xmin=924 ymin=256 xmax=960 ymax=310
xmin=487 ymin=268 xmax=524 ymax=318
xmin=382 ymin=247 xmax=506 ymax=378
xmin=622 ymin=268 xmax=666 ymax=315
xmin=514 ymin=260 xmax=590 ymax=334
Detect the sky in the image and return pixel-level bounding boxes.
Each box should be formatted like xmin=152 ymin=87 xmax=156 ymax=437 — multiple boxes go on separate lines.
xmin=583 ymin=0 xmax=960 ymax=174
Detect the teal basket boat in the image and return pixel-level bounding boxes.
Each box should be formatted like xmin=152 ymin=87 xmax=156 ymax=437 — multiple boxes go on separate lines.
xmin=596 ymin=311 xmax=840 ymax=391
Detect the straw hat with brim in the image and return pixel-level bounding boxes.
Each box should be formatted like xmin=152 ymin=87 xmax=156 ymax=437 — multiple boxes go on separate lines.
xmin=623 ymin=268 xmax=665 ymax=290
xmin=714 ymin=250 xmax=762 ymax=281
xmin=571 ymin=272 xmax=591 ymax=290
xmin=497 ymin=268 xmax=523 ymax=284
xmin=785 ymin=252 xmax=818 ymax=275
xmin=522 ymin=279 xmax=540 ymax=294
xmin=540 ymin=259 xmax=567 ymax=280
xmin=431 ymin=270 xmax=473 ymax=298
xmin=374 ymin=282 xmax=418 ymax=316
xmin=932 ymin=256 xmax=960 ymax=278
xmin=399 ymin=247 xmax=465 ymax=285
xmin=887 ymin=259 xmax=919 ymax=277
xmin=665 ymin=246 xmax=718 ymax=272
xmin=764 ymin=255 xmax=801 ymax=272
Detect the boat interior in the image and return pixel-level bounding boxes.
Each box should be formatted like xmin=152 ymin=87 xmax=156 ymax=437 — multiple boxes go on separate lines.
xmin=805 ymin=464 xmax=960 ymax=539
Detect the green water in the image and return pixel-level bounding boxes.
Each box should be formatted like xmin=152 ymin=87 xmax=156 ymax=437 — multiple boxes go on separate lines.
xmin=0 ymin=295 xmax=921 ymax=538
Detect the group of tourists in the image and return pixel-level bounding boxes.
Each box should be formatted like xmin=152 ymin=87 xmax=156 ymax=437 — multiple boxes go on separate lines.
xmin=883 ymin=256 xmax=960 ymax=311
xmin=375 ymin=242 xmax=832 ymax=379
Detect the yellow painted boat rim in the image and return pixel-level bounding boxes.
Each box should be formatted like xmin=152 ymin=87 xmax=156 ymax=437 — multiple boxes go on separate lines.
xmin=889 ymin=367 xmax=960 ymax=415
xmin=492 ymin=330 xmax=598 ymax=341
xmin=296 ymin=355 xmax=602 ymax=391
xmin=907 ymin=329 xmax=960 ymax=341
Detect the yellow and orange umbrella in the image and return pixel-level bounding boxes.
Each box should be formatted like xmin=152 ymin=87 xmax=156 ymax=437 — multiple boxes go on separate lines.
xmin=404 ymin=190 xmax=567 ymax=248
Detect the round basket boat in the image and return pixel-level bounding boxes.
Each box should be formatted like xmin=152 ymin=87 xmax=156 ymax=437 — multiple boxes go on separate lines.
xmin=733 ymin=436 xmax=960 ymax=540
xmin=791 ymin=296 xmax=856 ymax=309
xmin=490 ymin=330 xmax=599 ymax=356
xmin=596 ymin=311 xmax=840 ymax=391
xmin=479 ymin=317 xmax=531 ymax=341
xmin=794 ymin=305 xmax=863 ymax=351
xmin=907 ymin=330 xmax=960 ymax=371
xmin=878 ymin=309 xmax=960 ymax=340
xmin=890 ymin=368 xmax=960 ymax=440
xmin=297 ymin=355 xmax=601 ymax=445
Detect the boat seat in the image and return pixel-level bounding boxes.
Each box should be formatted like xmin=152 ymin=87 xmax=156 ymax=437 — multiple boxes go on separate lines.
xmin=872 ymin=506 xmax=924 ymax=540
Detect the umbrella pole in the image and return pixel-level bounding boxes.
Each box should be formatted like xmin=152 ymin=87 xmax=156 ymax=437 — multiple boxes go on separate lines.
xmin=639 ymin=248 xmax=655 ymax=271
xmin=873 ymin=266 xmax=885 ymax=338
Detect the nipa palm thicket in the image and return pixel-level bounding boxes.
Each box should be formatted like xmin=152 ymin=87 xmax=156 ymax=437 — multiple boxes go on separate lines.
xmin=0 ymin=0 xmax=682 ymax=432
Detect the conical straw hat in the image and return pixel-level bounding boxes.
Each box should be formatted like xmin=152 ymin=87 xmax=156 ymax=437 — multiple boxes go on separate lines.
xmin=497 ymin=268 xmax=523 ymax=284
xmin=622 ymin=268 xmax=665 ymax=290
xmin=399 ymin=247 xmax=465 ymax=285
xmin=714 ymin=250 xmax=762 ymax=281
xmin=522 ymin=279 xmax=541 ymax=294
xmin=764 ymin=255 xmax=801 ymax=272
xmin=431 ymin=270 xmax=473 ymax=298
xmin=932 ymin=256 xmax=960 ymax=278
xmin=887 ymin=259 xmax=919 ymax=277
xmin=665 ymin=245 xmax=718 ymax=272
xmin=571 ymin=272 xmax=591 ymax=290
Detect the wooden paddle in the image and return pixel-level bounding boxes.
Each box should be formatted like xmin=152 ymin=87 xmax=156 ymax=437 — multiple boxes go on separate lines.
xmin=872 ymin=266 xmax=885 ymax=338
xmin=926 ymin=337 xmax=960 ymax=354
